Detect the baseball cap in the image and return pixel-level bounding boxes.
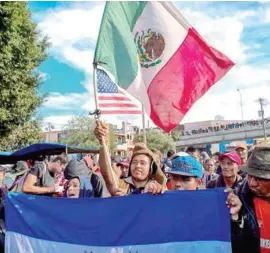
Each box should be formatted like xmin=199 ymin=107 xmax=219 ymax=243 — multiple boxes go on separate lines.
xmin=219 ymin=153 xmax=242 ymax=165
xmin=170 ymin=152 xmax=203 ymax=178
xmin=235 ymin=144 xmax=247 ymax=151
xmin=117 ymin=161 xmax=129 ymax=168
xmin=16 ymin=161 xmax=29 ymax=172
xmin=242 ymin=145 xmax=270 ymax=179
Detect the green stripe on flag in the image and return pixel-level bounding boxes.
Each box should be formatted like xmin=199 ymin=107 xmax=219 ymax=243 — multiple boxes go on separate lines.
xmin=94 ymin=1 xmax=148 ymax=89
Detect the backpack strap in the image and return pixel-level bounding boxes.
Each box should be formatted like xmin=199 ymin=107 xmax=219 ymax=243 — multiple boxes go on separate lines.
xmin=9 ymin=169 xmax=29 ymax=192
xmin=13 ymin=174 xmax=27 ymax=192
xmin=38 ymin=162 xmax=47 ymax=186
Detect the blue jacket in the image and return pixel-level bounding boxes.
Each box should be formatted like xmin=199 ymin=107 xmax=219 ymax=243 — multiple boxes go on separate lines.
xmin=232 ymin=179 xmax=260 ymax=253
xmin=78 ymin=176 xmax=94 ymax=198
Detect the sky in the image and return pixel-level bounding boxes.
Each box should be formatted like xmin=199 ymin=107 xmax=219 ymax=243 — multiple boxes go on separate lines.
xmin=29 ymin=1 xmax=270 ymax=131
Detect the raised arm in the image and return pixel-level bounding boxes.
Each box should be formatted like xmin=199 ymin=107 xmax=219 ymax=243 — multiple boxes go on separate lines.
xmin=94 ymin=121 xmax=119 ymax=195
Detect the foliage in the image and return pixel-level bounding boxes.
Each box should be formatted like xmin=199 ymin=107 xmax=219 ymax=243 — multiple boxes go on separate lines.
xmin=0 ymin=2 xmax=49 ymax=136
xmin=171 ymin=130 xmax=181 ymax=141
xmin=134 ymin=131 xmax=175 ymax=154
xmin=0 ymin=121 xmax=43 ymax=151
xmin=60 ymin=116 xmax=117 ymax=152
xmin=60 ymin=116 xmax=99 ymax=149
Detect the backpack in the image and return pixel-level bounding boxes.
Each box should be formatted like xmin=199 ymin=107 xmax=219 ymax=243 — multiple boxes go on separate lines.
xmin=9 ymin=174 xmax=28 ymax=192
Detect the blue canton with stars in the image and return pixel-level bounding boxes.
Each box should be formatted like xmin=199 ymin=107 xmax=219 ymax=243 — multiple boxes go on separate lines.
xmin=97 ymin=69 xmax=118 ymax=93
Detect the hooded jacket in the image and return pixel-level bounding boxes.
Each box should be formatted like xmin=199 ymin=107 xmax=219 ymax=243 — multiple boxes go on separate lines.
xmin=64 ymin=160 xmax=104 ymax=198
xmin=78 ymin=176 xmax=94 ymax=198
xmin=65 ymin=176 xmax=94 ymax=198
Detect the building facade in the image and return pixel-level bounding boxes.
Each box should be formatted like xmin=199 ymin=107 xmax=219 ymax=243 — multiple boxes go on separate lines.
xmin=43 ymin=122 xmax=138 ymax=156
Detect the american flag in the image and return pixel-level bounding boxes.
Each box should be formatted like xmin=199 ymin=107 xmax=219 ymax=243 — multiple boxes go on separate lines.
xmin=97 ymin=68 xmax=143 ymax=115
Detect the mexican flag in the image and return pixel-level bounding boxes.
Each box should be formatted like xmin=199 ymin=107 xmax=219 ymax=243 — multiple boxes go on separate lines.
xmin=94 ymin=2 xmax=234 ymax=133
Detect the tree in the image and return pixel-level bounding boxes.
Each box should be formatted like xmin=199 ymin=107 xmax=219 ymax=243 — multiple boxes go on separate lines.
xmin=0 ymin=120 xmax=43 ymax=151
xmin=171 ymin=130 xmax=181 ymax=141
xmin=0 ymin=2 xmax=49 ymax=138
xmin=134 ymin=131 xmax=175 ymax=154
xmin=60 ymin=116 xmax=117 ymax=152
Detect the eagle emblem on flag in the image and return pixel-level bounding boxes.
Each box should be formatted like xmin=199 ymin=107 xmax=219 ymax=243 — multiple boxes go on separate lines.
xmin=134 ymin=29 xmax=165 ymax=68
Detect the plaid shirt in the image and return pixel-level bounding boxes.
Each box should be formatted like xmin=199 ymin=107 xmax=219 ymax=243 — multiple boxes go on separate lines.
xmin=55 ymin=172 xmax=68 ymax=197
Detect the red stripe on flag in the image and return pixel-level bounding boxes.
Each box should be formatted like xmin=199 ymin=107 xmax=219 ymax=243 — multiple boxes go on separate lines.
xmin=99 ymin=103 xmax=138 ymax=108
xmin=147 ymin=28 xmax=234 ymax=133
xmin=98 ymin=96 xmax=130 ymax=101
xmin=100 ymin=110 xmax=143 ymax=115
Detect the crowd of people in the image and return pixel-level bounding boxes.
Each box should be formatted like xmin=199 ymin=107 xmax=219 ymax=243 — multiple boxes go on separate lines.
xmin=183 ymin=119 xmax=270 ymax=136
xmin=0 ymin=121 xmax=269 ymax=253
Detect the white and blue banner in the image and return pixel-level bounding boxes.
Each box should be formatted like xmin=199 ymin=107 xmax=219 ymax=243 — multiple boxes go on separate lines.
xmin=5 ymin=189 xmax=232 ymax=253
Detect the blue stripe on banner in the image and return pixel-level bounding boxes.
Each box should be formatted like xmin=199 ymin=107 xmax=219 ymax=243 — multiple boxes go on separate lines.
xmin=6 ymin=232 xmax=232 ymax=253
xmin=5 ymin=189 xmax=230 ymax=247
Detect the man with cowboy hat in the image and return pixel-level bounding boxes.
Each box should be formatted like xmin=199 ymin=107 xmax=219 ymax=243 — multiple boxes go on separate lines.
xmin=94 ymin=122 xmax=166 ymax=196
xmin=231 ymin=145 xmax=270 ymax=253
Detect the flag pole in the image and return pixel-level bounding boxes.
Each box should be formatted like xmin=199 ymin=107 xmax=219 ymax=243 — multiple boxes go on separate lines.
xmin=92 ymin=63 xmax=118 ymax=188
xmin=92 ymin=63 xmax=99 ymax=112
xmin=142 ymin=103 xmax=147 ymax=145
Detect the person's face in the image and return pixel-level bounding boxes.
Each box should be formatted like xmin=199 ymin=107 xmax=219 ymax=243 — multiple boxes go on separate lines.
xmin=66 ymin=178 xmax=80 ymax=198
xmin=170 ymin=174 xmax=200 ymax=190
xmin=236 ymin=148 xmax=247 ymax=160
xmin=121 ymin=165 xmax=129 ymax=178
xmin=54 ymin=161 xmax=67 ymax=173
xmin=205 ymin=160 xmax=215 ymax=174
xmin=221 ymin=157 xmax=238 ymax=178
xmin=213 ymin=155 xmax=219 ymax=163
xmin=130 ymin=155 xmax=151 ymax=182
xmin=248 ymin=175 xmax=270 ymax=198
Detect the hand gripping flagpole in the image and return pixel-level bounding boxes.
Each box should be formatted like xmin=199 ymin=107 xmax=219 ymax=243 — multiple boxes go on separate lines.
xmin=90 ymin=62 xmax=118 ymax=188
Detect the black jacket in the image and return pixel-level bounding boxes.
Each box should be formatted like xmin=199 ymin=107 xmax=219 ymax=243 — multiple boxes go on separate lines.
xmin=207 ymin=174 xmax=243 ymax=189
xmin=231 ymin=180 xmax=260 ymax=253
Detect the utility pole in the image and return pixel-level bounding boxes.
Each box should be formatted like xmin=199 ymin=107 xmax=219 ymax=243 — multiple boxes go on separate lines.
xmin=47 ymin=122 xmax=53 ymax=143
xmin=258 ymin=98 xmax=267 ymax=142
xmin=237 ymin=89 xmax=244 ymax=121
